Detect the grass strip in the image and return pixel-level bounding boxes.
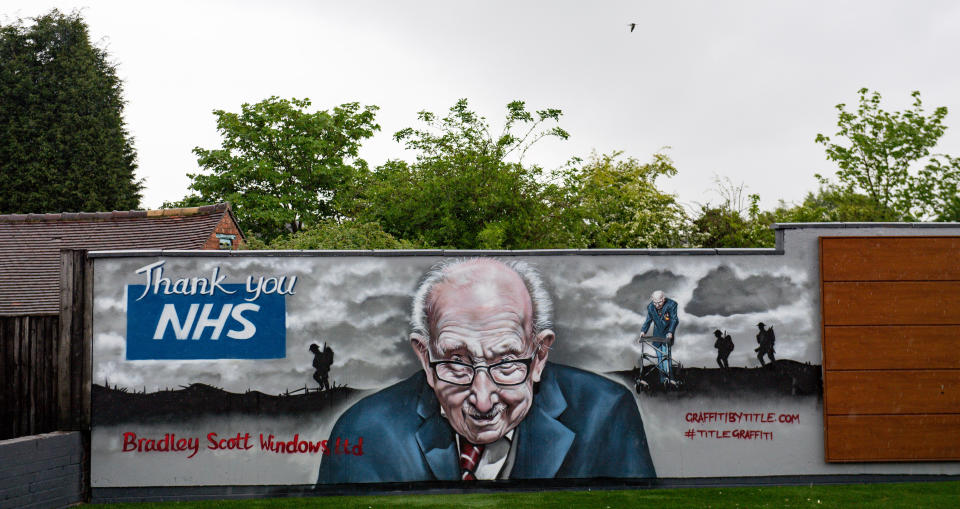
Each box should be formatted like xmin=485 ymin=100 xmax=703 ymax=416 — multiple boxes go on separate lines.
xmin=86 ymin=481 xmax=960 ymax=509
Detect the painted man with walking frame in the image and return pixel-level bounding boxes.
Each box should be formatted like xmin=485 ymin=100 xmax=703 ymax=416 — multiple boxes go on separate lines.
xmin=639 ymin=290 xmax=679 ymax=385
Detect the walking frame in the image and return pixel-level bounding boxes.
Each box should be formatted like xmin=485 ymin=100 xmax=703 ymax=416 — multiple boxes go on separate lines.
xmin=636 ymin=335 xmax=682 ymax=390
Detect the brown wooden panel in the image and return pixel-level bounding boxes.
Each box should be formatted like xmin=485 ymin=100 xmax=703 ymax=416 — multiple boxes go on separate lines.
xmin=826 ymin=414 xmax=960 ymax=461
xmin=825 ymin=371 xmax=960 ymax=415
xmin=822 ymin=281 xmax=960 ymax=325
xmin=823 ymin=326 xmax=960 ymax=370
xmin=821 ymin=237 xmax=960 ymax=281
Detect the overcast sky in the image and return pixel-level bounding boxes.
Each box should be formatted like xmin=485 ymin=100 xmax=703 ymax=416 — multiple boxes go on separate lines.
xmin=4 ymin=0 xmax=960 ymax=212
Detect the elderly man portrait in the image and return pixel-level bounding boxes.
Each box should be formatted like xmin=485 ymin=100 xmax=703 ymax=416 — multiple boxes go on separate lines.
xmin=316 ymin=258 xmax=655 ymax=484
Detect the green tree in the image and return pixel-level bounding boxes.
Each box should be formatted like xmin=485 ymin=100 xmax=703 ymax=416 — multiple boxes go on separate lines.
xmin=775 ymin=187 xmax=900 ymax=223
xmin=246 ymin=219 xmax=418 ymax=250
xmin=0 ymin=10 xmax=142 ymax=213
xmin=186 ymin=97 xmax=379 ymax=242
xmin=815 ymin=88 xmax=960 ymax=221
xmin=561 ymin=151 xmax=689 ymax=248
xmin=691 ymin=179 xmax=775 ymax=248
xmin=361 ymin=99 xmax=568 ymax=249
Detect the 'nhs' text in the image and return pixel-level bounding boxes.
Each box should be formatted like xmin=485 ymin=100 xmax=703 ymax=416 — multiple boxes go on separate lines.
xmin=125 ymin=261 xmax=288 ymax=359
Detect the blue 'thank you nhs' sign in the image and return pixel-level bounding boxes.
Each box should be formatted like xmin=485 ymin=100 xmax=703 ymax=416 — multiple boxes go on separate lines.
xmin=126 ymin=283 xmax=286 ymax=360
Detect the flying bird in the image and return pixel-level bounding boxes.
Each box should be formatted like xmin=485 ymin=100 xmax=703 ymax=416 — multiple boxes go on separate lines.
xmin=629 ymin=23 xmax=636 ymax=32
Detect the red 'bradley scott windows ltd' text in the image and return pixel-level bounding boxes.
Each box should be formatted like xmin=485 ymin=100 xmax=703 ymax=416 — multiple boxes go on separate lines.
xmin=120 ymin=432 xmax=363 ymax=459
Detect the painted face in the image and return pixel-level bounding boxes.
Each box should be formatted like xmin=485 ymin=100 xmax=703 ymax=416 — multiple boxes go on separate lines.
xmin=412 ymin=260 xmax=553 ymax=445
xmin=653 ymin=296 xmax=666 ymax=309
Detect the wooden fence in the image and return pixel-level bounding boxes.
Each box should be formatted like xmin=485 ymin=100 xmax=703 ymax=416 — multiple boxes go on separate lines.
xmin=0 ymin=249 xmax=91 ymax=440
xmin=0 ymin=315 xmax=59 ymax=439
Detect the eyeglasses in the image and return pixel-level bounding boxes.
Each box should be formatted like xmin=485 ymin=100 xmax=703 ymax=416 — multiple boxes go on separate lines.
xmin=429 ymin=357 xmax=534 ymax=386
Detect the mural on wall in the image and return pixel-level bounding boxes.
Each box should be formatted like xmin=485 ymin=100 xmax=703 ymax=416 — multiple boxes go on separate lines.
xmin=91 ymin=253 xmax=829 ymax=487
xmin=316 ymin=258 xmax=654 ymax=483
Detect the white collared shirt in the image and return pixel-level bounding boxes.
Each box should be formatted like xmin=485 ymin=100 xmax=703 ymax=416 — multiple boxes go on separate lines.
xmin=472 ymin=429 xmax=515 ymax=480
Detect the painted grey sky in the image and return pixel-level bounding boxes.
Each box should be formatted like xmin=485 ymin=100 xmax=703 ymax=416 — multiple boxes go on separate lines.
xmin=4 ymin=0 xmax=960 ymax=212
xmin=92 ymin=253 xmax=817 ymax=395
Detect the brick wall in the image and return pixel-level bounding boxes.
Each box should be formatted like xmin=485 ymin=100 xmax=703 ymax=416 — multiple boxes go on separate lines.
xmin=0 ymin=432 xmax=83 ymax=508
xmin=203 ymin=212 xmax=245 ymax=250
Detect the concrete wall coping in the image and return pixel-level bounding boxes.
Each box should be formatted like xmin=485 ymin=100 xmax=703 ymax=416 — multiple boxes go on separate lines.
xmin=87 ymin=247 xmax=785 ymax=258
xmin=772 ymin=222 xmax=960 ymax=230
xmin=82 ymin=223 xmax=960 ymax=259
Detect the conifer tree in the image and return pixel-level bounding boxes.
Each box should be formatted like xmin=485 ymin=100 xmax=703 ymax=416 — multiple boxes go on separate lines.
xmin=0 ymin=10 xmax=142 ymax=213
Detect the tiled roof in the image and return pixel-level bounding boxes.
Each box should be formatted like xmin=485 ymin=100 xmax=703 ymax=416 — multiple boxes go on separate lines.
xmin=0 ymin=203 xmax=238 ymax=315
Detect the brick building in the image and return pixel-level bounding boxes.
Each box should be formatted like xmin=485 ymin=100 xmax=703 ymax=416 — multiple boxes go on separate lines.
xmin=0 ymin=203 xmax=244 ymax=316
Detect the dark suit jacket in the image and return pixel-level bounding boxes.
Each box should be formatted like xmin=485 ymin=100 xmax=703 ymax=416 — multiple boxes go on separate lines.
xmin=316 ymin=362 xmax=656 ymax=484
xmin=641 ymin=299 xmax=679 ymax=339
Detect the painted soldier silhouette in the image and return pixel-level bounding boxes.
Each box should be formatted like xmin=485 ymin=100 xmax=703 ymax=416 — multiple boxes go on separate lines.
xmin=755 ymin=323 xmax=776 ymax=366
xmin=713 ymin=329 xmax=734 ymax=369
xmin=310 ymin=342 xmax=335 ymax=391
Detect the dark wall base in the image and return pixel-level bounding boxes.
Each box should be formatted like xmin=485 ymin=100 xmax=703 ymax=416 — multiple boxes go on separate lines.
xmin=91 ymin=474 xmax=960 ymax=504
xmin=0 ymin=431 xmax=84 ymax=509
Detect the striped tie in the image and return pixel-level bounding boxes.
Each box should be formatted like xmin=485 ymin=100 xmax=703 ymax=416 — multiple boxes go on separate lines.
xmin=458 ymin=436 xmax=484 ymax=481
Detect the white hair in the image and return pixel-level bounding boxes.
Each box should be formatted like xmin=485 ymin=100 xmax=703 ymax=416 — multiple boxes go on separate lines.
xmin=410 ymin=258 xmax=553 ymax=343
xmin=651 ymin=290 xmax=665 ymax=301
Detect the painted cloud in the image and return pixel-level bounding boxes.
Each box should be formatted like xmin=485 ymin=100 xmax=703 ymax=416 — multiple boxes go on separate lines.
xmin=612 ymin=270 xmax=688 ymax=311
xmin=685 ymin=266 xmax=803 ymax=317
